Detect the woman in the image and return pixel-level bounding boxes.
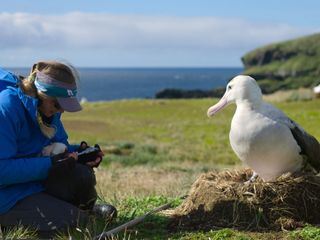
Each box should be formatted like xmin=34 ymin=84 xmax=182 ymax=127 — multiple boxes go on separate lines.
xmin=0 ymin=61 xmax=116 ymax=237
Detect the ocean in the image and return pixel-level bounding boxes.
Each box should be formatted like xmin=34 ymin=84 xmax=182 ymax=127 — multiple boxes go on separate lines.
xmin=7 ymin=67 xmax=242 ymax=101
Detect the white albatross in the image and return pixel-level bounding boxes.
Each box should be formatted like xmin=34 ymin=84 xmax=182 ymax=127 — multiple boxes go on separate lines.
xmin=207 ymin=75 xmax=320 ymax=181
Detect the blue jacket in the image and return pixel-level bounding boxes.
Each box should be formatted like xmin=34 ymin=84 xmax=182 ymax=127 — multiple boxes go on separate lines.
xmin=0 ymin=68 xmax=75 ymax=214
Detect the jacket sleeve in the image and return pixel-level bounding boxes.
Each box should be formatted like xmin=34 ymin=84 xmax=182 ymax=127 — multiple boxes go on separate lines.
xmin=0 ymin=95 xmax=52 ymax=187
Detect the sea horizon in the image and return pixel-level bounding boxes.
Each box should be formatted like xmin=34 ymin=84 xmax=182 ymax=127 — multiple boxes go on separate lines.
xmin=5 ymin=67 xmax=243 ymax=101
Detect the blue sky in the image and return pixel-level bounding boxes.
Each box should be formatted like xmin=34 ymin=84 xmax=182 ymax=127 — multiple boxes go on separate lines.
xmin=1 ymin=0 xmax=320 ymax=67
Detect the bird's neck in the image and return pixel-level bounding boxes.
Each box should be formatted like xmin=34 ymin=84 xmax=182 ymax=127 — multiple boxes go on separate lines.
xmin=236 ymin=99 xmax=261 ymax=112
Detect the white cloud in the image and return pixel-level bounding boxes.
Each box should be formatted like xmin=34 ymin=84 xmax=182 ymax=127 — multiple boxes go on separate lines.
xmin=0 ymin=12 xmax=318 ymax=66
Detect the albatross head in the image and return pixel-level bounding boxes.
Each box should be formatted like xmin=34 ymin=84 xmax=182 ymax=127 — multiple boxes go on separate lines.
xmin=207 ymin=75 xmax=262 ymax=117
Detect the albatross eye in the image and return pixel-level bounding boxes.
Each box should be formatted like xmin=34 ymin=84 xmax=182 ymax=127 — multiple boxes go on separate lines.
xmin=228 ymin=85 xmax=232 ymax=90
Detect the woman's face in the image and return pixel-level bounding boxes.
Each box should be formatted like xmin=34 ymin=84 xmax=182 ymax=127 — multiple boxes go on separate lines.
xmin=38 ymin=97 xmax=64 ymax=117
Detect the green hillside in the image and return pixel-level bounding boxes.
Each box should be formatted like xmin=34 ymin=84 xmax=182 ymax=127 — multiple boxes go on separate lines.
xmin=242 ymin=33 xmax=320 ymax=93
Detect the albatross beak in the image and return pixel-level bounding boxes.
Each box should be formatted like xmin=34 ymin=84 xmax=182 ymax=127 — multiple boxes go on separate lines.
xmin=207 ymin=95 xmax=228 ymax=117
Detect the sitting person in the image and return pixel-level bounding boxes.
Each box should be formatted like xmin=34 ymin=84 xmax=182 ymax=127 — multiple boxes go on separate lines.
xmin=0 ymin=61 xmax=117 ymax=237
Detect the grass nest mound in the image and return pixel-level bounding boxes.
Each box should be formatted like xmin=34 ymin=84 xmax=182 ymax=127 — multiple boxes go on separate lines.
xmin=169 ymin=169 xmax=320 ymax=232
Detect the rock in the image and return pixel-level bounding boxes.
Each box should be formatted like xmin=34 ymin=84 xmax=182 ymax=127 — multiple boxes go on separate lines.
xmin=155 ymin=88 xmax=225 ymax=99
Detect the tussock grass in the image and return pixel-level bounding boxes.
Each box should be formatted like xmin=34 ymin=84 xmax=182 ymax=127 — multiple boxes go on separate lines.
xmin=170 ymin=169 xmax=320 ymax=232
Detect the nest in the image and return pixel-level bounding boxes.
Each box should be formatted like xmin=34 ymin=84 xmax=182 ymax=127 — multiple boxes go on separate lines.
xmin=169 ymin=169 xmax=320 ymax=231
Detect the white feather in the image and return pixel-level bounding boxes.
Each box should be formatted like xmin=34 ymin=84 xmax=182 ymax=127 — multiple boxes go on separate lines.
xmin=208 ymin=75 xmax=304 ymax=181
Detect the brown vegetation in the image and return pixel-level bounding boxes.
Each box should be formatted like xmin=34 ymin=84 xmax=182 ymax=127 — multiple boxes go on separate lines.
xmin=169 ymin=169 xmax=320 ymax=232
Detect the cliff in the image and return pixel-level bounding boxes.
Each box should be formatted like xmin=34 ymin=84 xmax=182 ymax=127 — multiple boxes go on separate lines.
xmin=241 ymin=33 xmax=320 ymax=93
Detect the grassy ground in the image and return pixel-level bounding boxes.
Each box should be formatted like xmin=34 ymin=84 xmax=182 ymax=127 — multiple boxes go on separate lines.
xmin=63 ymin=97 xmax=320 ymax=164
xmin=3 ymin=97 xmax=320 ymax=239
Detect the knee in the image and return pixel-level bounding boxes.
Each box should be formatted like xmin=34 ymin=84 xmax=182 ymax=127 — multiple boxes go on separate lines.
xmin=72 ymin=164 xmax=97 ymax=210
xmin=73 ymin=164 xmax=96 ymax=187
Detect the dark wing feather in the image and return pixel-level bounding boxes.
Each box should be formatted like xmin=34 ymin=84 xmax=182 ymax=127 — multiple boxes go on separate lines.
xmin=290 ymin=120 xmax=320 ymax=172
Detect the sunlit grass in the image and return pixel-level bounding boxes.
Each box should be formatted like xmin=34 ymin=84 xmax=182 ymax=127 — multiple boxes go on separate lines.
xmin=7 ymin=98 xmax=320 ymax=239
xmin=60 ymin=98 xmax=320 ymax=239
xmin=63 ymin=98 xmax=320 ymax=166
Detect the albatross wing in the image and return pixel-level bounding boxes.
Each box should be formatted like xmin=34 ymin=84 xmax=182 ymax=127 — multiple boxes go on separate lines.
xmin=289 ymin=119 xmax=320 ymax=171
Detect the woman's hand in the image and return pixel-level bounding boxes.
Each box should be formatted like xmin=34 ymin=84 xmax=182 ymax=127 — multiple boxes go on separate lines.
xmin=67 ymin=152 xmax=78 ymax=161
xmin=50 ymin=151 xmax=77 ymax=175
xmin=77 ymin=141 xmax=104 ymax=168
xmin=51 ymin=151 xmax=77 ymax=165
xmin=86 ymin=146 xmax=104 ymax=168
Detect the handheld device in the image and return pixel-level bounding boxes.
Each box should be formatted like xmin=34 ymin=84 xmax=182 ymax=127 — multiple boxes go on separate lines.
xmin=77 ymin=146 xmax=100 ymax=164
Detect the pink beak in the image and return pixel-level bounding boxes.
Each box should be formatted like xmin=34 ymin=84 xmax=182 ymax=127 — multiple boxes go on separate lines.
xmin=207 ymin=95 xmax=228 ymax=117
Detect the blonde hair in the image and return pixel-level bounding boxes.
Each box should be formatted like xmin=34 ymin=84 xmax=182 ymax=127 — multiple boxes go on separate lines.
xmin=20 ymin=61 xmax=79 ymax=139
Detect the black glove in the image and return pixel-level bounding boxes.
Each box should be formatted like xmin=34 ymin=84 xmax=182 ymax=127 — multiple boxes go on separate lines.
xmin=77 ymin=141 xmax=103 ymax=167
xmin=50 ymin=152 xmax=76 ymax=175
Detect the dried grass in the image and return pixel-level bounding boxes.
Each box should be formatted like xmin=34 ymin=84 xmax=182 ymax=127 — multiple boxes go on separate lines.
xmin=169 ymin=169 xmax=320 ymax=232
xmin=263 ymin=88 xmax=314 ymax=102
xmin=95 ymin=163 xmax=203 ymax=202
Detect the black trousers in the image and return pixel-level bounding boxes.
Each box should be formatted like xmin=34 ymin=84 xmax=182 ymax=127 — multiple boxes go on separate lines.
xmin=0 ymin=164 xmax=97 ymax=236
xmin=45 ymin=163 xmax=97 ymax=210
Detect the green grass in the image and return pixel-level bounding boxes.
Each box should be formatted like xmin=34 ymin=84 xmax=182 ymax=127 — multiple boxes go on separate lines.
xmin=290 ymin=226 xmax=320 ymax=240
xmin=62 ymin=98 xmax=320 ymax=239
xmin=63 ymin=98 xmax=320 ymax=166
xmin=105 ymin=143 xmax=168 ymax=166
xmin=63 ymin=99 xmax=238 ymax=165
xmin=6 ymin=98 xmax=320 ymax=239
xmin=0 ymin=225 xmax=38 ymax=239
xmin=173 ymin=229 xmax=253 ymax=240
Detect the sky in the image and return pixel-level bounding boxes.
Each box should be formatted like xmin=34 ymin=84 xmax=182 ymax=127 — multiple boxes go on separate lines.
xmin=1 ymin=0 xmax=320 ymax=67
